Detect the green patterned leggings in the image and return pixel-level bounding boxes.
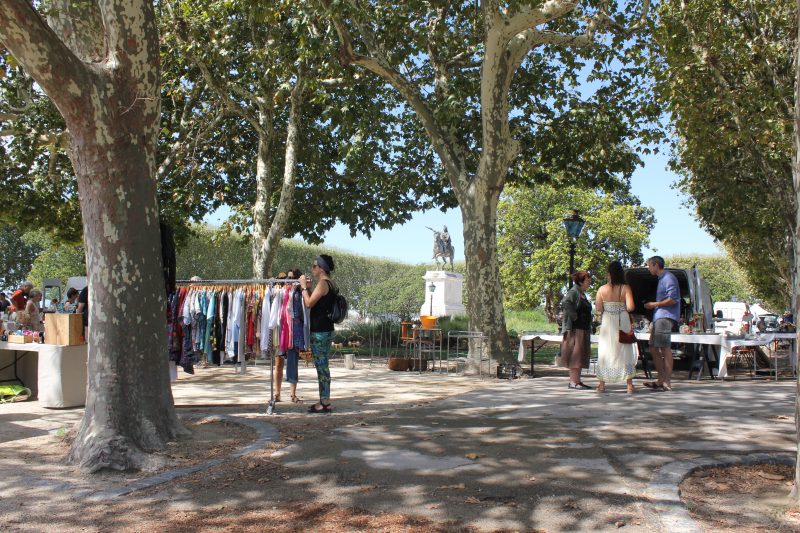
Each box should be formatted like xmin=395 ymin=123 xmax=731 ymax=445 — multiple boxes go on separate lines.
xmin=311 ymin=331 xmax=333 ymax=402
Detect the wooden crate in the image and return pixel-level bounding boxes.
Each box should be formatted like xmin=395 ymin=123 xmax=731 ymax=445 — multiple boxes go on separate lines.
xmin=8 ymin=334 xmax=33 ymax=343
xmin=44 ymin=313 xmax=84 ymax=346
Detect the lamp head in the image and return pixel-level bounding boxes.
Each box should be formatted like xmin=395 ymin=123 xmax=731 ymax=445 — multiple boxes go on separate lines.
xmin=562 ymin=209 xmax=586 ymax=239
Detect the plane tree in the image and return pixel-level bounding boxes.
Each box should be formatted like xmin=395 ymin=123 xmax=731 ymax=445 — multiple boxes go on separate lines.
xmin=652 ymin=0 xmax=795 ymax=309
xmin=0 ymin=0 xmax=186 ymax=471
xmin=316 ymin=0 xmax=658 ymax=356
xmin=164 ymin=0 xmax=452 ymax=276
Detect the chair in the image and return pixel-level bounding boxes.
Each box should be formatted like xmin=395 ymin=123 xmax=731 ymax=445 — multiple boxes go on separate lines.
xmin=726 ymin=346 xmax=755 ymax=379
xmin=398 ymin=321 xmax=418 ymax=360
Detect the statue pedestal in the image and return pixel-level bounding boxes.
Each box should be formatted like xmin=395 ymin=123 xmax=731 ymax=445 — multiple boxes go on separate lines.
xmin=420 ymin=271 xmax=466 ymax=318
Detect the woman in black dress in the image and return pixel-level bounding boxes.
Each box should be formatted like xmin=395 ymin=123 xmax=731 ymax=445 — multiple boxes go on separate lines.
xmin=558 ymin=271 xmax=593 ymax=390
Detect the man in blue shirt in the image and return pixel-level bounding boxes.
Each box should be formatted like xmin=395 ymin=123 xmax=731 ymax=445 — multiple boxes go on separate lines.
xmin=644 ymin=256 xmax=680 ymax=391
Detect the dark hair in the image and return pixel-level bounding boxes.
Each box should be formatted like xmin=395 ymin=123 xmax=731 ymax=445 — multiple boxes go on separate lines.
xmin=289 ymin=268 xmax=303 ymax=279
xmin=607 ymin=261 xmax=625 ymax=286
xmin=647 ymin=255 xmax=665 ymax=269
xmin=0 ymin=292 xmax=5 ymax=298
xmin=66 ymin=288 xmax=79 ymax=299
xmin=572 ymin=270 xmax=591 ymax=285
xmin=319 ymin=254 xmax=335 ymax=273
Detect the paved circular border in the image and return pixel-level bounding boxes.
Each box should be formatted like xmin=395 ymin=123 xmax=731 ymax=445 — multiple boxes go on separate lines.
xmin=87 ymin=414 xmax=278 ymax=502
xmin=647 ymin=451 xmax=795 ymax=533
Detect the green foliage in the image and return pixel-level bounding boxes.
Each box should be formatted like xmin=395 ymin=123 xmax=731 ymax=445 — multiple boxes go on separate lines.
xmin=498 ymin=183 xmax=654 ymax=320
xmin=160 ymin=0 xmax=452 ymax=247
xmin=652 ymin=0 xmax=795 ymax=310
xmin=0 ymin=224 xmax=43 ymax=292
xmin=0 ymin=57 xmax=81 ymax=242
xmin=21 ymin=230 xmax=86 ymax=291
xmin=666 ymin=254 xmax=757 ymax=305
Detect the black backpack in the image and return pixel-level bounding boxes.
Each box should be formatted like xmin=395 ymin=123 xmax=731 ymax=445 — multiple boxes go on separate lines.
xmin=327 ymin=281 xmax=348 ymax=324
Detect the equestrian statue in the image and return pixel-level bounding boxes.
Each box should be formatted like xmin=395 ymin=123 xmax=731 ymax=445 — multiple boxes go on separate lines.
xmin=426 ymin=225 xmax=454 ymax=271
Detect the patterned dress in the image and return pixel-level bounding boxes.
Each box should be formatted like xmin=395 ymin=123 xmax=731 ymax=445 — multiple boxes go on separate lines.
xmin=597 ymin=301 xmax=637 ymax=383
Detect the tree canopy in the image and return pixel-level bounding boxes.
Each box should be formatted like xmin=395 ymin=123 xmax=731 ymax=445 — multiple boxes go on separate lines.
xmin=498 ymin=183 xmax=654 ymax=320
xmin=652 ymin=0 xmax=796 ymax=309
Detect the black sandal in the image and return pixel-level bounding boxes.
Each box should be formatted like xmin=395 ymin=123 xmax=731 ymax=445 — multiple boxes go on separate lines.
xmin=307 ymin=403 xmax=332 ymax=414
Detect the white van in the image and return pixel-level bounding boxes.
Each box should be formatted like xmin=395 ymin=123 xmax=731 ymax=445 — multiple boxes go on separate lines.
xmin=713 ymin=301 xmax=750 ymax=333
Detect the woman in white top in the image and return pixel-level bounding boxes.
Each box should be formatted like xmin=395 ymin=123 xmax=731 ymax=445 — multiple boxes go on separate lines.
xmin=594 ymin=261 xmax=636 ymax=394
xmin=23 ymin=289 xmax=44 ymax=333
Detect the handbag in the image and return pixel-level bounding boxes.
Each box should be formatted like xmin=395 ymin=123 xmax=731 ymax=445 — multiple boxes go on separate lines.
xmin=618 ymin=307 xmax=637 ymax=344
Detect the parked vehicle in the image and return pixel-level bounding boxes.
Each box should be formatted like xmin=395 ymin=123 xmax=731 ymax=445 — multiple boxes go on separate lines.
xmin=624 ymin=266 xmax=713 ymax=330
xmin=624 ymin=265 xmax=714 ymax=371
xmin=712 ymin=301 xmax=751 ymax=333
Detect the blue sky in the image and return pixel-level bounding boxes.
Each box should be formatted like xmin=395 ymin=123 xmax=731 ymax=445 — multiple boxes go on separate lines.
xmin=319 ymin=150 xmax=720 ymax=264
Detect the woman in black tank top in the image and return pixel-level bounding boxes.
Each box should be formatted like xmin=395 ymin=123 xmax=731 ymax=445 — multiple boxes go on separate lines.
xmin=300 ymin=254 xmax=337 ymax=413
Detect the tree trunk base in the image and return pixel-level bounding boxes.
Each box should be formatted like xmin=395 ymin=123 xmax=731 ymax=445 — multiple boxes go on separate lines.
xmin=68 ymin=423 xmax=189 ymax=473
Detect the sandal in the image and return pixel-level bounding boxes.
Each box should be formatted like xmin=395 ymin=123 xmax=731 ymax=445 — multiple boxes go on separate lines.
xmin=596 ymin=382 xmax=606 ymax=393
xmin=291 ymin=395 xmax=303 ymax=404
xmin=307 ymin=403 xmax=332 ymax=414
xmin=274 ymin=395 xmax=282 ymax=402
xmin=643 ymin=381 xmax=660 ymax=389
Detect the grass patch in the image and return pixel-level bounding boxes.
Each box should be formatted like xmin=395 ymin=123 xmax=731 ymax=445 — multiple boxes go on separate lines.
xmin=505 ymin=308 xmax=558 ymax=336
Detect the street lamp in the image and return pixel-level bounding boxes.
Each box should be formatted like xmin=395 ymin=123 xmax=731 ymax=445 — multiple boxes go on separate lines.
xmin=428 ymin=283 xmax=436 ymax=316
xmin=562 ymin=209 xmax=586 ymax=288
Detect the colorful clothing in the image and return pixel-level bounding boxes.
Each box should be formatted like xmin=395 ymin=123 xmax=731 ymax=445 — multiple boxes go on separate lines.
xmin=311 ymin=331 xmax=333 ymax=401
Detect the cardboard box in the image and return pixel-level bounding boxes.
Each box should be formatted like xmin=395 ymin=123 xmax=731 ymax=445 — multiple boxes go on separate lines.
xmin=44 ymin=313 xmax=84 ymax=346
xmin=8 ymin=334 xmax=33 ymax=344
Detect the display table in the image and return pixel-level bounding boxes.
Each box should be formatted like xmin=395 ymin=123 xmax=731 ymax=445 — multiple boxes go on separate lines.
xmin=0 ymin=341 xmax=88 ymax=408
xmin=517 ymin=332 xmax=792 ymax=381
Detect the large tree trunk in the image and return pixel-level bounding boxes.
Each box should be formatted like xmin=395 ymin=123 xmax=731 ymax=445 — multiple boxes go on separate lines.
xmin=68 ymin=120 xmax=184 ymax=472
xmin=461 ymin=175 xmax=510 ymax=359
xmin=792 ymin=0 xmax=800 ymax=501
xmin=0 ymin=0 xmax=184 ymax=472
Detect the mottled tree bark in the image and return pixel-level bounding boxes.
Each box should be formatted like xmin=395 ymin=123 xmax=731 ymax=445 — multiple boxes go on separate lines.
xmin=792 ymin=0 xmax=800 ymax=502
xmin=0 ymin=0 xmax=184 ymax=472
xmin=253 ymin=77 xmax=305 ymax=278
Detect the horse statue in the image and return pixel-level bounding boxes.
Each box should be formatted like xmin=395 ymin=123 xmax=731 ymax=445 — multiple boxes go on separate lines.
xmin=427 ymin=226 xmax=455 ymax=271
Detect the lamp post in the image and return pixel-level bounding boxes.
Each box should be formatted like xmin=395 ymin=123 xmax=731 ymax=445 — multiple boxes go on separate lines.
xmin=562 ymin=209 xmax=586 ymax=288
xmin=428 ymin=283 xmax=436 ymax=316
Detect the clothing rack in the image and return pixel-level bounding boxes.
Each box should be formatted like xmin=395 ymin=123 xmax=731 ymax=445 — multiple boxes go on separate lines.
xmin=174 ymin=277 xmax=303 ymax=415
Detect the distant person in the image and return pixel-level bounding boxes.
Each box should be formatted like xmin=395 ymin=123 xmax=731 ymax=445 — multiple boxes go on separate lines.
xmin=64 ymin=288 xmax=80 ymax=313
xmin=300 ymin=254 xmax=337 ymax=413
xmin=643 ymin=256 xmax=679 ymax=392
xmin=76 ymin=286 xmax=89 ymax=338
xmin=21 ymin=289 xmax=44 ymax=333
xmin=276 ymin=268 xmax=306 ymax=404
xmin=558 ymin=271 xmax=594 ymax=390
xmin=595 ymin=261 xmax=637 ymax=394
xmin=0 ymin=292 xmax=11 ymax=314
xmin=10 ymin=281 xmax=33 ymax=311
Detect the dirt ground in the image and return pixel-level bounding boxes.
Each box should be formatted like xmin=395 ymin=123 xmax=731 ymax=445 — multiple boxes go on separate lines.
xmin=3 ymin=359 xmax=798 ymax=532
xmin=681 ymin=463 xmax=800 ymax=532
xmin=19 ymin=407 xmax=800 ymax=533
xmin=5 ymin=407 xmax=524 ymax=532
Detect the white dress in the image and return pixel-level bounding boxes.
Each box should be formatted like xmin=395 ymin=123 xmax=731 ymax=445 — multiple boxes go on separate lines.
xmin=597 ymin=301 xmax=637 ymax=383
